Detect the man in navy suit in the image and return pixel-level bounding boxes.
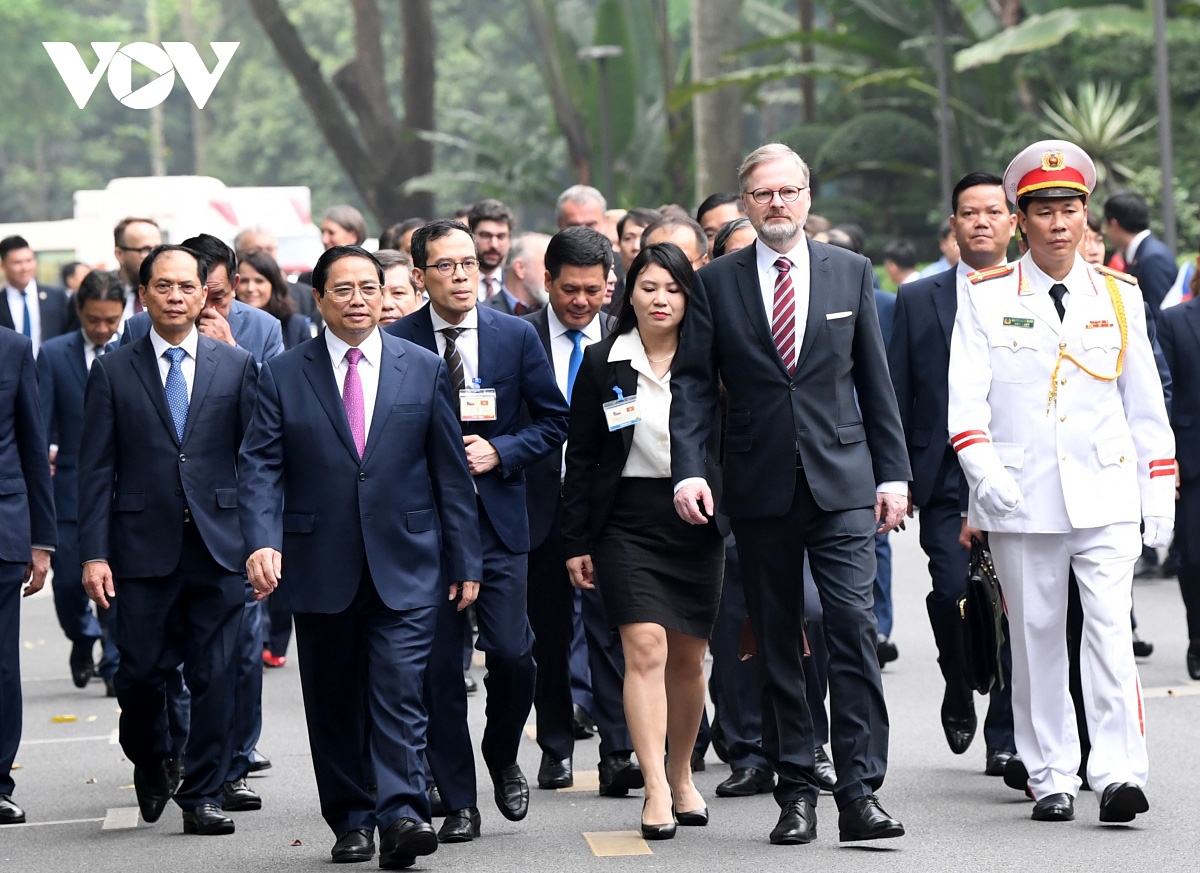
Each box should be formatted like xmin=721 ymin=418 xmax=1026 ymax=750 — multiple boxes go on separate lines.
xmin=888 ymin=172 xmax=1018 ymax=773
xmin=36 ymin=272 xmax=126 ymax=694
xmin=521 ymin=227 xmax=641 ymax=796
xmin=79 ymin=245 xmax=257 ymax=836
xmin=0 ymin=327 xmax=56 ymax=826
xmin=1 ymin=235 xmax=72 ymax=356
xmin=388 ymin=220 xmax=569 ymax=842
xmin=121 ymin=234 xmax=282 ymax=806
xmin=1103 ymin=191 xmax=1176 ymax=314
xmin=240 ymin=245 xmax=481 ymax=868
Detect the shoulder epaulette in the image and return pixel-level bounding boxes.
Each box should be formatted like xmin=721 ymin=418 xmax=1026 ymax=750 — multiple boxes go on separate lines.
xmin=967 ymin=264 xmax=1015 ymax=284
xmin=1093 ymin=263 xmax=1139 ymax=285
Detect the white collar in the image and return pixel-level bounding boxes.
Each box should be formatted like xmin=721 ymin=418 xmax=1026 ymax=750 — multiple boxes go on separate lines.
xmin=608 ymin=326 xmax=670 ymax=384
xmin=755 ymin=236 xmax=809 ymax=274
xmin=1125 ymin=228 xmax=1152 ymax=264
xmin=150 ymin=325 xmax=200 ymax=360
xmin=547 ymin=304 xmax=602 ymax=341
xmin=429 ymin=303 xmax=479 ymax=333
xmin=1022 ymin=252 xmax=1094 ymax=297
xmin=325 ymin=326 xmax=382 ymax=367
xmin=5 ymin=279 xmax=35 ymax=296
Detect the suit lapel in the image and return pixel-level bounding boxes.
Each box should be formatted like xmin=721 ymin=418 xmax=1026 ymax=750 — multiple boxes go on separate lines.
xmin=131 ymin=335 xmax=182 ymax=447
xmin=69 ymin=333 xmax=89 ymax=389
xmin=302 ymin=336 xmax=361 ymax=461
xmin=532 ymin=310 xmax=552 ymax=360
xmin=410 ymin=305 xmax=439 ymax=355
xmin=361 ymin=337 xmax=408 ymax=466
xmin=476 ymin=307 xmax=500 ymax=388
xmin=733 ymin=246 xmax=777 ymax=367
xmin=613 ymin=359 xmax=639 ymax=458
xmin=934 ymin=270 xmax=957 ymax=351
xmin=793 ymin=241 xmax=826 ymax=375
xmin=181 ymin=337 xmax=218 ymax=445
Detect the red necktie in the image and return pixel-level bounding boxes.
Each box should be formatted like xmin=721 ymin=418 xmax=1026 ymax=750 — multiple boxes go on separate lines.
xmin=772 ymin=257 xmax=796 ymax=374
xmin=512 ymin=301 xmax=527 ymax=316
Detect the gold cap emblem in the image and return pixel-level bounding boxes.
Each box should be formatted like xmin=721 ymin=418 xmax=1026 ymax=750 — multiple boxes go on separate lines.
xmin=1042 ymin=150 xmax=1065 ymax=172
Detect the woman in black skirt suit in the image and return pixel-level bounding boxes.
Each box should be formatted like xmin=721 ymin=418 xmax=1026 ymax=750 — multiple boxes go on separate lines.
xmin=562 ymin=243 xmax=724 ymax=840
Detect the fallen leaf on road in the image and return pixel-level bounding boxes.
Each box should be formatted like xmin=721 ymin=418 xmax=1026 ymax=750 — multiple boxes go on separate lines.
xmin=11 ymin=763 xmax=19 ymax=770
xmin=86 ymin=715 xmax=98 ymax=722
xmin=291 ymin=840 xmax=303 ymax=846
xmin=120 ymin=784 xmax=134 ymax=790
xmin=85 ymin=778 xmax=97 ymax=784
xmin=51 ymin=715 xmax=78 ymax=723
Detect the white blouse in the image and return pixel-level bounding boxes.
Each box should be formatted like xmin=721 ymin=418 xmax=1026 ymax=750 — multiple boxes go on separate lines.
xmin=608 ymin=327 xmax=673 ymax=479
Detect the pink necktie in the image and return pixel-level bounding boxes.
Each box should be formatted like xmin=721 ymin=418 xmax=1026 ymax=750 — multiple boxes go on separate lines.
xmin=343 ymin=348 xmax=366 ymax=458
xmin=772 ymin=257 xmax=796 ymax=374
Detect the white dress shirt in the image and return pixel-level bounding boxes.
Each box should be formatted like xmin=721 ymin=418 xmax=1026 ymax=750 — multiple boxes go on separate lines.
xmin=149 ymin=326 xmax=199 ymax=402
xmin=609 ymin=328 xmax=673 ymax=479
xmin=1023 ymin=253 xmax=1093 ymax=312
xmin=548 ymin=306 xmax=603 ymax=479
xmin=1124 ymin=228 xmax=1151 ymax=265
xmin=430 ymin=305 xmax=480 ymax=384
xmin=5 ymin=281 xmax=42 ymax=354
xmin=325 ymin=327 xmax=383 ymax=444
xmin=83 ymin=330 xmax=106 ymax=372
xmin=755 ymin=237 xmax=811 ymax=353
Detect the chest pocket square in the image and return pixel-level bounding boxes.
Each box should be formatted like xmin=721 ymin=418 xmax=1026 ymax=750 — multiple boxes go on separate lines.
xmin=826 ymin=311 xmax=853 ymax=320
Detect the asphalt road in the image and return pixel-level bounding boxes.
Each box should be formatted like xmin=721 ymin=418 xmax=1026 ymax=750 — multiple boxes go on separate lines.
xmin=4 ymin=528 xmax=1199 ymax=871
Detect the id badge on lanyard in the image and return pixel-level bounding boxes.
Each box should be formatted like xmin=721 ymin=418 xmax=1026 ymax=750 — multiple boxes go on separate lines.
xmin=602 ymin=386 xmax=641 ymax=431
xmin=460 ymin=378 xmax=497 ymax=421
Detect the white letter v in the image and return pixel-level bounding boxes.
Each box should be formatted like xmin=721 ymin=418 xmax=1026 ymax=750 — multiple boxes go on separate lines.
xmin=43 ymin=42 xmax=121 ymax=109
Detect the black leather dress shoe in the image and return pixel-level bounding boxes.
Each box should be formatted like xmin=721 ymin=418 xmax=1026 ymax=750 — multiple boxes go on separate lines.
xmin=437 ymin=807 xmax=481 ymax=843
xmin=69 ymin=645 xmax=95 ymax=688
xmin=1132 ymin=632 xmax=1154 ymax=658
xmin=690 ymin=750 xmax=706 ymax=772
xmin=876 ymin=636 xmax=899 ymax=668
xmin=490 ymin=763 xmax=529 ymax=821
xmin=1188 ymin=641 xmax=1200 ymax=681
xmin=941 ymin=687 xmax=977 ymax=755
xmin=573 ymin=703 xmax=596 ymax=739
xmin=248 ymin=748 xmax=271 ymax=773
xmin=0 ymin=795 xmax=26 ymax=824
xmin=379 ymin=818 xmax=437 ymax=869
xmin=182 ymin=804 xmax=235 ymax=835
xmin=103 ymin=677 xmax=117 ymax=698
xmin=134 ymin=759 xmax=177 ymax=824
xmin=640 ymin=799 xmax=676 ymax=840
xmin=598 ymin=752 xmax=644 ymax=797
xmin=1031 ymin=793 xmax=1074 ymax=822
xmin=1003 ymin=755 xmax=1032 ymax=796
xmin=537 ymin=752 xmax=573 ymax=789
xmin=428 ymin=785 xmax=447 ymax=818
xmin=716 ymin=768 xmax=775 ymax=797
xmin=674 ymin=805 xmax=708 ymax=826
xmin=332 ymin=829 xmax=375 ymax=863
xmin=985 ymin=749 xmax=1016 ymax=776
xmin=814 ymin=746 xmax=837 ymax=793
xmin=769 ymin=799 xmax=816 ymax=845
xmin=838 ymin=795 xmax=905 ymax=841
xmin=222 ymin=778 xmax=261 ymax=811
xmin=1098 ymin=782 xmax=1149 ymax=823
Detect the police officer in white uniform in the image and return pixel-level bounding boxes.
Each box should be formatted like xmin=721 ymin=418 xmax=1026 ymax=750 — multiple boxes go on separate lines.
xmin=948 ymin=140 xmax=1174 ymax=825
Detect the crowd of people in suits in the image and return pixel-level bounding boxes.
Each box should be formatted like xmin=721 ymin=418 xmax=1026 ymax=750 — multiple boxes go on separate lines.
xmin=0 ymin=137 xmax=1193 ymax=865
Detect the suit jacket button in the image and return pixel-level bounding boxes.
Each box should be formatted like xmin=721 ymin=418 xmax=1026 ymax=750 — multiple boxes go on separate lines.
xmin=174 ymin=487 xmax=182 ymax=496
xmin=179 ymin=453 xmax=186 ymax=462
xmin=358 ymin=472 xmax=366 ymax=481
xmin=789 ymin=382 xmax=796 ymax=391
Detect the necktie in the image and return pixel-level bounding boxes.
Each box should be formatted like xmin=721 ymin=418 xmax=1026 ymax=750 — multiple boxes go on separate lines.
xmin=19 ymin=290 xmax=31 ymax=339
xmin=343 ymin=348 xmax=366 ymax=458
xmin=163 ymin=347 xmax=189 ymax=443
xmin=1049 ymin=283 xmax=1067 ymax=321
xmin=771 ymin=257 xmax=796 ymax=374
xmin=566 ymin=329 xmax=584 ymax=402
xmin=441 ymin=328 xmax=466 ymax=395
xmin=512 ymin=300 xmax=528 ymax=316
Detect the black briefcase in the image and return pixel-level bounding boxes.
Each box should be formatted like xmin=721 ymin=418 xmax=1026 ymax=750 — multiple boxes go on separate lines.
xmin=957 ymin=541 xmax=1007 ymax=694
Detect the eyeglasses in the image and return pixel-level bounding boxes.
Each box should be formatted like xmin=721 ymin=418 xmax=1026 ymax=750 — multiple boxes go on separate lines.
xmin=147 ymin=280 xmax=202 ymax=295
xmin=427 ymin=258 xmax=480 ymax=277
xmin=119 ymin=245 xmax=156 ymax=257
xmin=746 ymin=186 xmax=807 ymax=205
xmin=326 ymin=282 xmax=382 ymax=302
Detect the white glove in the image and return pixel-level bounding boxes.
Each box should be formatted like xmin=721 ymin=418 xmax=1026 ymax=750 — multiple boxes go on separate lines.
xmin=1143 ymin=516 xmax=1174 ymax=549
xmin=976 ymin=470 xmax=1022 ymax=516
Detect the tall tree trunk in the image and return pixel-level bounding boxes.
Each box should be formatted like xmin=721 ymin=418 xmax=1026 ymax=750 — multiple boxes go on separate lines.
xmin=691 ymin=0 xmax=743 ymax=199
xmin=524 ymin=0 xmax=592 ymax=184
xmin=147 ymin=0 xmax=167 ymax=176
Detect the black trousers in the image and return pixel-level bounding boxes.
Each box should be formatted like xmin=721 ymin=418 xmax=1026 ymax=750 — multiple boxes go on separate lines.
xmin=527 ymin=508 xmax=577 ymax=761
xmin=294 ymin=574 xmax=437 ymax=836
xmin=919 ymin=453 xmax=1015 ymax=753
xmin=732 ymin=470 xmax=888 ymax=810
xmin=0 ymin=562 xmax=24 ymax=797
xmin=113 ymin=521 xmax=244 ymax=809
xmin=1174 ymin=474 xmax=1200 ymax=639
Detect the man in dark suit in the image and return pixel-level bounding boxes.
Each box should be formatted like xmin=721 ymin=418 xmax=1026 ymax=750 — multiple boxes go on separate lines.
xmin=240 ymin=245 xmax=481 ymax=868
xmin=112 ymin=217 xmax=163 ymax=328
xmin=520 ymin=227 xmax=641 ymax=796
xmin=1 ymin=235 xmax=71 ymax=356
xmin=671 ymin=143 xmax=911 ymax=845
xmin=0 ymin=327 xmax=55 ymax=826
xmin=36 ymin=271 xmax=126 ymax=694
xmin=78 ymin=245 xmax=257 ymax=836
xmin=888 ymin=172 xmax=1018 ymax=773
xmin=1103 ymin=191 xmax=1176 ymax=314
xmin=483 ymin=232 xmax=548 ymax=316
xmin=388 ymin=220 xmax=569 ymax=842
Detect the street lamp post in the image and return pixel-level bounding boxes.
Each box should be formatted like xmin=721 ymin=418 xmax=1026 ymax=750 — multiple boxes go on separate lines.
xmin=577 ymin=44 xmax=624 ymax=200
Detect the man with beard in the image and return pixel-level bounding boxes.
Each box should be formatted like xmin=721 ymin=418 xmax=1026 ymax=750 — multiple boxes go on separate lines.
xmin=469 ymin=200 xmax=515 ymax=305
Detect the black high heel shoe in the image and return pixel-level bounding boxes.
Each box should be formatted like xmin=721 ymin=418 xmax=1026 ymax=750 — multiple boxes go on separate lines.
xmin=640 ymin=799 xmax=677 ymax=840
xmin=674 ymin=805 xmax=708 ymax=827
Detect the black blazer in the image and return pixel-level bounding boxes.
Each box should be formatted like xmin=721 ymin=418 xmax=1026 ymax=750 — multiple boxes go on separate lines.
xmin=281 ymin=313 xmax=314 ymax=350
xmin=562 ymin=332 xmax=723 ymax=558
xmin=0 ymin=328 xmax=55 ymax=562
xmin=1128 ymin=233 xmax=1177 ymax=313
xmin=0 ymin=283 xmax=71 ymax=344
xmin=1156 ymin=297 xmax=1200 ymax=478
xmin=35 ymin=330 xmax=90 ymax=522
xmin=670 ymin=240 xmax=910 ymax=518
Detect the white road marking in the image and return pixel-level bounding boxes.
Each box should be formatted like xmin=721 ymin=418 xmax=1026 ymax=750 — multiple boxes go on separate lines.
xmin=2 ymin=817 xmax=105 ymax=829
xmin=19 ymin=735 xmax=114 ymax=746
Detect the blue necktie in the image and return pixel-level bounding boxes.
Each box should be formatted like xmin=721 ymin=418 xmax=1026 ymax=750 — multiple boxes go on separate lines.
xmin=163 ymin=347 xmax=189 ymax=443
xmin=19 ymin=291 xmax=30 ymax=339
xmin=566 ymin=329 xmax=584 ymax=402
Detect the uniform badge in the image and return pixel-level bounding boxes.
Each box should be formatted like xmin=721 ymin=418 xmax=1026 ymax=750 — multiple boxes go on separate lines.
xmin=1086 ymin=319 xmax=1114 ymax=329
xmin=1003 ymin=317 xmax=1034 ymax=329
xmin=1041 ymin=150 xmax=1065 ymax=172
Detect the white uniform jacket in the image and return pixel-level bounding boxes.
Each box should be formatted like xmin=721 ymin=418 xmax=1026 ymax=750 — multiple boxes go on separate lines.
xmin=948 ymin=251 xmax=1175 ymax=533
